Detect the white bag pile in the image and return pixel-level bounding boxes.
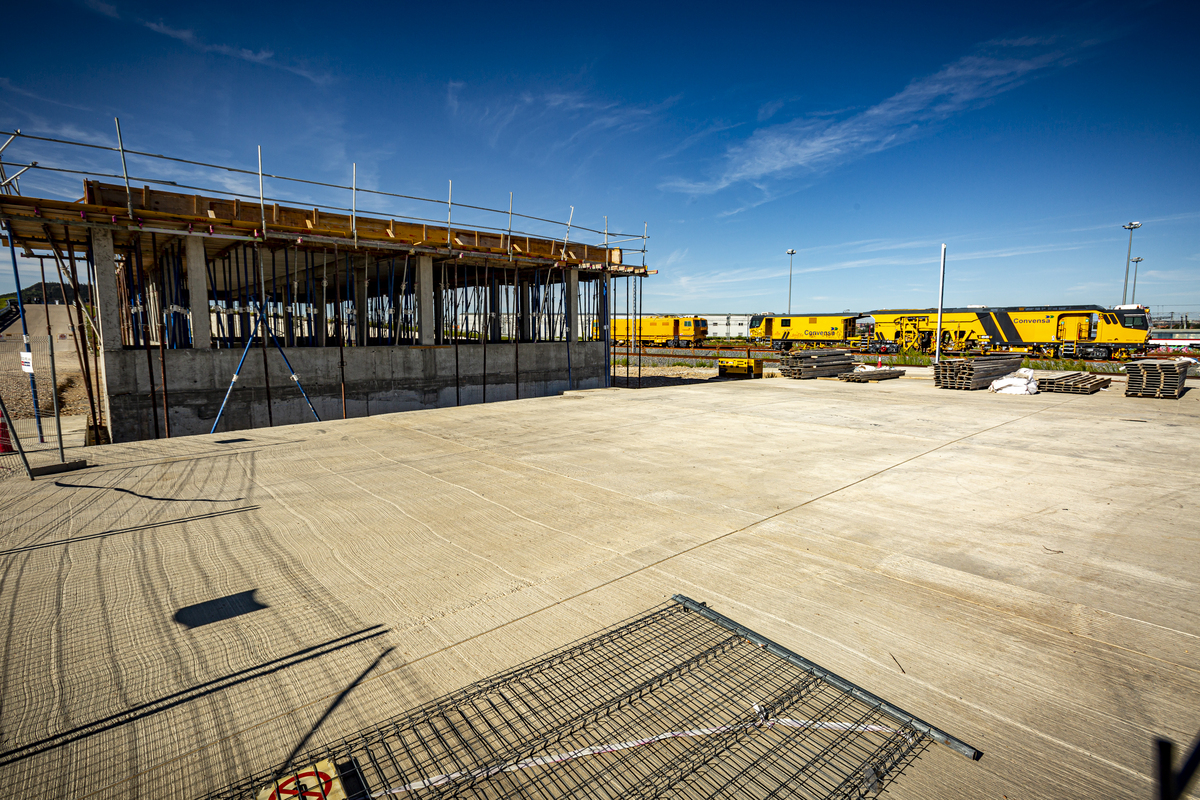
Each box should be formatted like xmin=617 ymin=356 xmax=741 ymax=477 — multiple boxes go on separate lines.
xmin=989 ymin=367 xmax=1039 ymax=395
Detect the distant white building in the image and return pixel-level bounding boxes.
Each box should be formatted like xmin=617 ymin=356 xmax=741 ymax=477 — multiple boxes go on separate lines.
xmin=699 ymin=314 xmax=755 ymax=338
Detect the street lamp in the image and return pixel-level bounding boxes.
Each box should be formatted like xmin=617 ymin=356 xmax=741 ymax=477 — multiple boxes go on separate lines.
xmin=1130 ymin=256 xmax=1143 ymax=303
xmin=786 ymin=249 xmax=796 ymax=315
xmin=1122 ymin=222 xmax=1141 ymax=304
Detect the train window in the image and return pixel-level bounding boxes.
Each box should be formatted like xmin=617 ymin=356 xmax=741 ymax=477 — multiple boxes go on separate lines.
xmin=1122 ymin=315 xmax=1148 ymax=329
xmin=684 ymin=320 xmax=692 ymax=326
xmin=780 ymin=319 xmax=791 ymax=327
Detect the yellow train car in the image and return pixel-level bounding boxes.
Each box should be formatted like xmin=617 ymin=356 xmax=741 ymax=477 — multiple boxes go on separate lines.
xmin=868 ymin=305 xmax=1149 ymax=359
xmin=603 ymin=316 xmax=708 ymax=347
xmin=748 ymin=314 xmax=863 ymax=350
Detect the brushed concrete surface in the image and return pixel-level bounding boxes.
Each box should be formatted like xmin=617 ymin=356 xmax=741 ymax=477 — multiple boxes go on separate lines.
xmin=0 ymin=376 xmax=1197 ymax=798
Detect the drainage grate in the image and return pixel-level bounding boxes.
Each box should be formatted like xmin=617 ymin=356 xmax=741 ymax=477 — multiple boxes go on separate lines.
xmin=203 ymin=596 xmax=979 ymax=800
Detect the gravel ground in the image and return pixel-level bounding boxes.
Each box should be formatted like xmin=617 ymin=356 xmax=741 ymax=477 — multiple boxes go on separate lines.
xmin=0 ymin=364 xmax=92 ymax=419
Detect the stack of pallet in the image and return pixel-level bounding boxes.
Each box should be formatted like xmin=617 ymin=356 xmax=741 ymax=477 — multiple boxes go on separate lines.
xmin=1038 ymin=372 xmax=1112 ymax=394
xmin=1125 ymin=360 xmax=1189 ymax=399
xmin=779 ymin=349 xmax=856 ymax=379
xmin=839 ymin=368 xmax=906 ymax=383
xmin=933 ymin=355 xmax=1023 ymax=390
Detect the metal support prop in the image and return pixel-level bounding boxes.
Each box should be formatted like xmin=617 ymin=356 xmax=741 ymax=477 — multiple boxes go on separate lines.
xmin=671 ymin=594 xmax=983 ymax=762
xmin=209 ymin=299 xmax=320 ymax=433
xmin=934 ymin=243 xmax=946 ymax=364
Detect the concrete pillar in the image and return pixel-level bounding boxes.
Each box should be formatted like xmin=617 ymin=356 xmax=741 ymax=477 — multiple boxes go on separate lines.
xmin=91 ymin=228 xmax=123 ymax=436
xmin=316 ymin=256 xmax=328 ymax=346
xmin=355 ymin=262 xmax=368 ymax=346
xmin=489 ymin=276 xmax=501 ymax=342
xmin=92 ymin=229 xmax=122 ymax=352
xmin=184 ymin=236 xmax=211 ymax=348
xmin=416 ymin=255 xmax=435 ymax=345
xmin=566 ymin=268 xmax=579 ymax=342
xmin=519 ymin=280 xmax=531 ymax=342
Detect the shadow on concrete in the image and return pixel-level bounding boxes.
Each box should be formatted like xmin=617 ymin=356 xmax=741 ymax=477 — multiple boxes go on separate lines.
xmin=271 ymin=647 xmax=395 ymax=788
xmin=0 ymin=625 xmax=389 ymax=767
xmin=0 ymin=506 xmax=260 ymax=557
xmin=53 ymin=480 xmax=243 ymax=503
xmin=174 ymin=590 xmax=269 ymax=628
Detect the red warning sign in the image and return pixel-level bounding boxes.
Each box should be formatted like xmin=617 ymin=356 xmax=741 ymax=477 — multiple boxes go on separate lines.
xmin=256 ymin=760 xmax=347 ymax=800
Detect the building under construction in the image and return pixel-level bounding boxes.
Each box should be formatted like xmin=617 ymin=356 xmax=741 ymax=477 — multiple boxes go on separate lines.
xmin=0 ymin=128 xmax=651 ymax=442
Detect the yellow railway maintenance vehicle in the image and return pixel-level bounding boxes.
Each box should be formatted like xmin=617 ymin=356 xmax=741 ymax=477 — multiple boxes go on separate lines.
xmin=748 ymin=314 xmax=865 ymax=351
xmin=868 ymin=305 xmax=1150 ymax=359
xmin=604 ymin=316 xmax=709 ymax=347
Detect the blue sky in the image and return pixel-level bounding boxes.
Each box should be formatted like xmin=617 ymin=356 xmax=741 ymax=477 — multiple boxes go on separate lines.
xmin=1 ymin=0 xmax=1196 ymax=317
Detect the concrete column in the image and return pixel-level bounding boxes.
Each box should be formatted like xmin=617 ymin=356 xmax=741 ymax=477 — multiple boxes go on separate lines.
xmin=416 ymin=255 xmax=435 ymax=345
xmin=519 ymin=280 xmax=531 ymax=342
xmin=566 ymin=268 xmax=580 ymax=342
xmin=489 ymin=276 xmax=500 ymax=342
xmin=92 ymin=229 xmax=122 ymax=352
xmin=355 ymin=263 xmax=368 ymax=346
xmin=91 ymin=228 xmax=124 ymax=436
xmin=184 ymin=236 xmax=211 ymax=348
xmin=315 ymin=256 xmax=328 ymax=346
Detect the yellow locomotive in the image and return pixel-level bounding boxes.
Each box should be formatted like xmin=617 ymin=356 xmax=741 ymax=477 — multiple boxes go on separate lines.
xmin=868 ymin=305 xmax=1149 ymax=359
xmin=603 ymin=316 xmax=709 ymax=347
xmin=748 ymin=314 xmax=864 ymax=350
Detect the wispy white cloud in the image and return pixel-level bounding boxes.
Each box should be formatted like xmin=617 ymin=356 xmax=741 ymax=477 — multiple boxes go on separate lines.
xmin=141 ymin=20 xmax=331 ymax=84
xmin=0 ymin=78 xmax=92 ymax=112
xmin=456 ymin=88 xmax=676 ymax=168
xmin=446 ymin=81 xmax=464 ymax=114
xmin=664 ymin=32 xmax=1103 ymax=195
xmin=82 ymin=0 xmax=118 ymax=18
xmin=79 ymin=4 xmax=333 ymax=86
xmin=757 ymin=99 xmax=784 ymax=122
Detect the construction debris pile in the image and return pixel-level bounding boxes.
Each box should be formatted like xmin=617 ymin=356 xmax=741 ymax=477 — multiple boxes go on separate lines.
xmin=779 ymin=350 xmax=855 ymax=379
xmin=1125 ymin=360 xmax=1188 ymax=399
xmin=840 ymin=368 xmax=906 ymax=383
xmin=1038 ymin=372 xmax=1112 ymax=395
xmin=934 ymin=355 xmax=1023 ymax=390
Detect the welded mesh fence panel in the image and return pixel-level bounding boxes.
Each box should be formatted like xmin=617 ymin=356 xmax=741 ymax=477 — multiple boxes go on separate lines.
xmin=201 ymin=601 xmax=937 ymax=800
xmin=0 ymin=335 xmax=87 ymax=477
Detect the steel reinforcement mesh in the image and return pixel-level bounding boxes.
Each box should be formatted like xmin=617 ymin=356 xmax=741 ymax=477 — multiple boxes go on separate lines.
xmin=203 ymin=601 xmax=935 ymax=800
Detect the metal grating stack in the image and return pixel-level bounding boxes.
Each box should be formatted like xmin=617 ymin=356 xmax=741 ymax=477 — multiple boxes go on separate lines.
xmin=1125 ymin=360 xmax=1188 ymax=399
xmin=199 ymin=597 xmax=980 ymax=800
xmin=840 ymin=368 xmax=906 ymax=383
xmin=933 ymin=355 xmax=1023 ymax=390
xmin=779 ymin=349 xmax=856 ymax=379
xmin=1038 ymin=372 xmax=1112 ymax=395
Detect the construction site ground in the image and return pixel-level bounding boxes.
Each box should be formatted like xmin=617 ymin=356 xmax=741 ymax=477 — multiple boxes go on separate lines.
xmin=1 ymin=373 xmax=1197 ymax=798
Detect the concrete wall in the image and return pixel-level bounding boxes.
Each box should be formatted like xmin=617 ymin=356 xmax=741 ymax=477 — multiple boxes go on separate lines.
xmin=102 ymin=341 xmax=606 ymax=441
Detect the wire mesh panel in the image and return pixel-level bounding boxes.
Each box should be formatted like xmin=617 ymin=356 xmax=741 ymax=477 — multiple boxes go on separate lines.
xmin=203 ymin=598 xmax=977 ymax=800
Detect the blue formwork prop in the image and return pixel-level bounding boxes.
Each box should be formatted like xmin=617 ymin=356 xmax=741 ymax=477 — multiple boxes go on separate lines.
xmin=210 ymin=299 xmax=321 ymax=434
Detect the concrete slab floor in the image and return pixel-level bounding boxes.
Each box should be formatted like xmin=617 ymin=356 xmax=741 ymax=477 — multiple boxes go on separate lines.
xmin=0 ymin=376 xmax=1197 ymax=798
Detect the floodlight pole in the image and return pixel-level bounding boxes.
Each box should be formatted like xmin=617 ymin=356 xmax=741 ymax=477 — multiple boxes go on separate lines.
xmin=786 ymin=248 xmax=796 ymax=315
xmin=934 ymin=244 xmax=946 ymax=364
xmin=1122 ymin=222 xmax=1141 ymax=304
xmin=1130 ymin=257 xmax=1143 ymax=304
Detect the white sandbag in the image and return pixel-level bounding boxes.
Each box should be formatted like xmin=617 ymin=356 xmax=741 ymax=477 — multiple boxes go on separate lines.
xmin=989 ymin=368 xmax=1039 ymax=394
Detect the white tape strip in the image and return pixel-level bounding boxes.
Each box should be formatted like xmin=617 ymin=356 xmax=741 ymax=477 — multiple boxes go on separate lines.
xmin=371 ymin=716 xmax=894 ymax=796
